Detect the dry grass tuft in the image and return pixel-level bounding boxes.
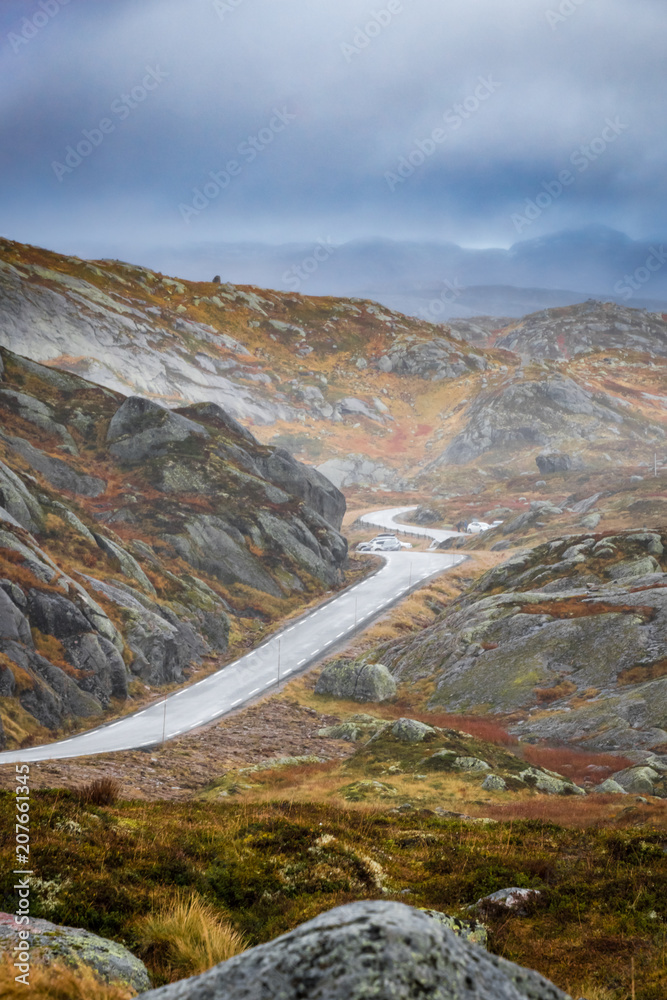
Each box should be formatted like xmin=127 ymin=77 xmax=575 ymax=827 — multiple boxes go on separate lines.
xmin=135 ymin=892 xmax=247 ymax=982
xmin=0 ymin=956 xmax=134 ymax=1000
xmin=78 ymin=776 xmax=121 ymax=806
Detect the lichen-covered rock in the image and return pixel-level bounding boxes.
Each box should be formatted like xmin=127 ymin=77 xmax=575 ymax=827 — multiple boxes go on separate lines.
xmin=340 ymin=779 xmax=398 ymax=801
xmin=106 ymin=395 xmax=210 ymax=464
xmin=419 ymin=908 xmax=488 ymax=948
xmin=0 ymin=911 xmax=151 ymax=993
xmin=593 ymin=778 xmax=627 ymax=794
xmin=453 ymin=756 xmax=491 ymax=772
xmin=315 ymin=659 xmax=397 ymax=702
xmin=136 ymin=900 xmax=568 ymax=1000
xmin=610 ymin=765 xmax=660 ymax=795
xmin=519 ymin=767 xmax=586 ymax=796
xmin=391 ymin=717 xmax=436 ymax=742
xmin=318 ymin=716 xmax=384 ymax=742
xmin=482 ymin=774 xmax=508 ymax=791
xmin=420 ymin=748 xmax=459 ymax=770
xmin=608 ymin=556 xmax=660 ymax=580
xmin=473 ymin=888 xmax=542 ymax=917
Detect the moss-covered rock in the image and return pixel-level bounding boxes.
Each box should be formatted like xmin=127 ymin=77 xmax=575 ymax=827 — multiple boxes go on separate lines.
xmin=315 ymin=659 xmax=397 ymax=702
xmin=0 ymin=911 xmax=151 ymax=992
xmin=136 ymin=900 xmax=569 ymax=1000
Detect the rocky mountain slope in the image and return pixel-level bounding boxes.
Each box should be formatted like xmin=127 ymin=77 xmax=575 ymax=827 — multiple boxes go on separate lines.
xmin=379 ymin=527 xmax=667 ymax=777
xmin=3 ymin=238 xmax=666 ymax=492
xmin=493 ymin=299 xmax=667 ymax=361
xmin=0 ymin=347 xmax=347 ymax=748
xmin=449 ymin=299 xmax=667 ymax=359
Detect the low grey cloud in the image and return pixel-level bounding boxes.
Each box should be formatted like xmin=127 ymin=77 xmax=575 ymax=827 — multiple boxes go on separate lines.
xmin=0 ymin=0 xmax=664 ymax=258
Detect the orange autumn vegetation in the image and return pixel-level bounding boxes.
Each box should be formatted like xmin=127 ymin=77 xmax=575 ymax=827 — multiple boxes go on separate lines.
xmin=521 ymin=745 xmax=635 ymax=786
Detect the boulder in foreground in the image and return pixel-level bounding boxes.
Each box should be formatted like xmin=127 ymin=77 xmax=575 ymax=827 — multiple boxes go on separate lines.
xmin=315 ymin=659 xmax=397 ymax=702
xmin=138 ymin=900 xmax=569 ymax=999
xmin=0 ymin=911 xmax=151 ymax=993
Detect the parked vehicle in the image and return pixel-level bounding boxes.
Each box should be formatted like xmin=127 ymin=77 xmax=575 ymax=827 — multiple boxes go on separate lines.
xmin=371 ymin=537 xmax=402 ymax=551
xmin=466 ymin=520 xmax=491 ymax=533
xmin=357 ymin=533 xmax=404 ymax=553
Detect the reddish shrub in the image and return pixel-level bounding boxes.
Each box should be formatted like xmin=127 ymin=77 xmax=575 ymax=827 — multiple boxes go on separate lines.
xmin=522 ymin=746 xmax=635 ymax=785
xmin=404 ymin=710 xmax=518 ymax=747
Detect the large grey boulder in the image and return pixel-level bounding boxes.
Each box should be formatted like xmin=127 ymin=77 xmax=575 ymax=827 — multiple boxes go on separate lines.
xmin=611 ymin=765 xmax=660 ymax=795
xmin=391 ymin=717 xmax=436 ymax=742
xmin=107 ymin=396 xmax=210 ymax=464
xmin=315 ymin=659 xmax=397 ymax=702
xmin=256 ymin=447 xmax=346 ymax=531
xmin=536 ymin=453 xmax=573 ymax=475
xmin=593 ymin=778 xmax=627 ymax=794
xmin=137 ymin=900 xmax=568 ymax=1000
xmin=518 ymin=767 xmax=586 ymax=797
xmin=0 ymin=911 xmax=151 ymax=993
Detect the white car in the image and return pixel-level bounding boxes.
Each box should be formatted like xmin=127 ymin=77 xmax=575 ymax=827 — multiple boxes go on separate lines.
xmin=370 ymin=537 xmax=402 ymax=551
xmin=466 ymin=520 xmax=491 ymax=533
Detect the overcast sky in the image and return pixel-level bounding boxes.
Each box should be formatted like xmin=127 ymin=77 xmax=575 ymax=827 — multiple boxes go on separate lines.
xmin=0 ymin=0 xmax=664 ymax=259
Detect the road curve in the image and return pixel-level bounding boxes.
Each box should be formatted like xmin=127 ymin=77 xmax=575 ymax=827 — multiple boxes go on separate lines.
xmin=0 ymin=542 xmax=465 ymax=763
xmin=358 ymin=505 xmax=462 ymax=545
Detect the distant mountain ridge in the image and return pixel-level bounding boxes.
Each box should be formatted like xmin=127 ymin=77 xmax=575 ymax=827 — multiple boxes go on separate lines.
xmin=1 ymin=237 xmax=665 ymax=493
xmin=134 ymin=225 xmax=667 ymax=319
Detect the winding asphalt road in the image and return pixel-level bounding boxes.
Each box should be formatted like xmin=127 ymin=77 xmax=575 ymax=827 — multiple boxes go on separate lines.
xmin=359 ymin=505 xmax=463 ymax=545
xmin=0 ymin=511 xmax=463 ymax=763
